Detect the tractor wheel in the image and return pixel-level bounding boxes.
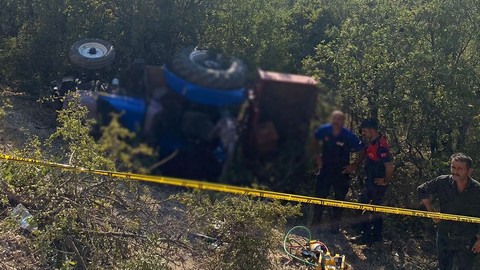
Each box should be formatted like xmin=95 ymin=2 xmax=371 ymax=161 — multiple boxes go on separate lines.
xmin=171 ymin=47 xmax=247 ymax=89
xmin=69 ymin=39 xmax=115 ymax=69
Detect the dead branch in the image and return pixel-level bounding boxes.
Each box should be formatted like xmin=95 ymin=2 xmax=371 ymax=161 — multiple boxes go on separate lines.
xmin=65 ymin=237 xmax=87 ymax=270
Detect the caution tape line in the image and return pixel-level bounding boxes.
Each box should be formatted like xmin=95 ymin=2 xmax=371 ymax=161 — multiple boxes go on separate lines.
xmin=1 ymin=154 xmax=480 ymax=223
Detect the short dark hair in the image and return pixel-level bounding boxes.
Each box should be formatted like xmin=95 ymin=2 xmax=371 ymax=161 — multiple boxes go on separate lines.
xmin=359 ymin=118 xmax=379 ymax=131
xmin=450 ymin=153 xmax=473 ymax=169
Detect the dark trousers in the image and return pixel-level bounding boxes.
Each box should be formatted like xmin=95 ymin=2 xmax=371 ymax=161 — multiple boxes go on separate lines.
xmin=357 ymin=183 xmax=388 ymax=239
xmin=314 ymin=169 xmax=350 ymax=223
xmin=437 ymin=232 xmax=476 ymax=270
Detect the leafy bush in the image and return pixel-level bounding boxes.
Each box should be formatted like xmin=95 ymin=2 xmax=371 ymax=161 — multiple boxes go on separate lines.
xmin=176 ymin=192 xmax=301 ymax=270
xmin=0 ymin=96 xmax=178 ymax=269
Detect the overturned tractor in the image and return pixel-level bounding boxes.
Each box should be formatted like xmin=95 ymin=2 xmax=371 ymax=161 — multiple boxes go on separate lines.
xmin=52 ymin=39 xmax=319 ymax=181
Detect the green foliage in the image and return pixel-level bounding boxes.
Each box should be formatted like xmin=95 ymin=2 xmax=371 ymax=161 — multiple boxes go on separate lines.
xmin=0 ymin=0 xmax=326 ymax=93
xmin=0 ymin=87 xmax=12 ymax=118
xmin=47 ymin=93 xmax=153 ymax=171
xmin=118 ymin=254 xmax=169 ymax=270
xmin=200 ymin=0 xmax=296 ymax=72
xmin=0 ymin=97 xmax=176 ymax=268
xmin=176 ymin=192 xmax=301 ymax=270
xmin=305 ymin=0 xmax=480 ymax=179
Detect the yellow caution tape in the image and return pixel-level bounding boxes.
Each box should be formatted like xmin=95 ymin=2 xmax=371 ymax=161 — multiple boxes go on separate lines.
xmin=1 ymin=154 xmax=480 ymax=223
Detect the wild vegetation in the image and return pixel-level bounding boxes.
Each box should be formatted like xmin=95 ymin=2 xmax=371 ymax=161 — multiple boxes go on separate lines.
xmin=1 ymin=0 xmax=480 ymax=269
xmin=0 ymin=95 xmax=301 ymax=269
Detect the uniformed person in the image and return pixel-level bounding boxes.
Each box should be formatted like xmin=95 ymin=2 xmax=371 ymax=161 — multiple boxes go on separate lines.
xmin=418 ymin=153 xmax=480 ymax=270
xmin=312 ymin=110 xmax=364 ymax=233
xmin=352 ymin=118 xmax=394 ymax=243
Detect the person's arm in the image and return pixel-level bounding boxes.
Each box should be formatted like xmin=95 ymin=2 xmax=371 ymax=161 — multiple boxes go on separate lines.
xmin=373 ymin=162 xmax=394 ymax=185
xmin=472 ymin=236 xmax=480 ymax=253
xmin=471 ymin=195 xmax=480 ymax=253
xmin=421 ymin=198 xmax=437 ymax=212
xmin=342 ymin=147 xmax=366 ymax=174
xmin=417 ymin=177 xmax=441 ymax=223
xmin=421 ymin=198 xmax=440 ymax=224
xmin=473 ymin=229 xmax=480 ymax=253
xmin=383 ymin=162 xmax=394 ymax=184
xmin=475 ymin=200 xmax=480 ymax=253
xmin=373 ymin=143 xmax=394 ymax=185
xmin=311 ymin=137 xmax=323 ymax=169
xmin=312 ymin=126 xmax=326 ymax=170
xmin=342 ymin=131 xmax=365 ymax=174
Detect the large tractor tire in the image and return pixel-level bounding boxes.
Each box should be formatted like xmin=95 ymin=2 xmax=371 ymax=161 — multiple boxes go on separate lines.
xmin=69 ymin=39 xmax=115 ymax=69
xmin=171 ymin=47 xmax=247 ymax=89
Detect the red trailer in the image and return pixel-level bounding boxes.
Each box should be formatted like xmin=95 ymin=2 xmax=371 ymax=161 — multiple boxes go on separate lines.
xmin=245 ymin=69 xmax=320 ymax=159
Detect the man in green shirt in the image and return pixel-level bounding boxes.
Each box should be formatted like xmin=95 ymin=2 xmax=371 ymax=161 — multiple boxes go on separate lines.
xmin=417 ymin=153 xmax=480 ymax=270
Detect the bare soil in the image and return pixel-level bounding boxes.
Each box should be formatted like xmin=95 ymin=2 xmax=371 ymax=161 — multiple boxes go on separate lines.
xmin=0 ymin=95 xmax=56 ymax=153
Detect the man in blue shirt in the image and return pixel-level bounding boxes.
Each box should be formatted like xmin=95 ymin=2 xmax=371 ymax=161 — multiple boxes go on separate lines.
xmin=312 ymin=110 xmax=364 ymax=233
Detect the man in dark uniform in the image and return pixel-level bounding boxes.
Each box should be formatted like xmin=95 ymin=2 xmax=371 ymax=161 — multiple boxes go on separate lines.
xmin=312 ymin=110 xmax=363 ymax=233
xmin=352 ymin=118 xmax=394 ymax=243
xmin=417 ymin=153 xmax=480 ymax=270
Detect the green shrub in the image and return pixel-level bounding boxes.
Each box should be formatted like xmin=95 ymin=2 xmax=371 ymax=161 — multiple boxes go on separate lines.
xmin=176 ymin=192 xmax=301 ymax=270
xmin=0 ymin=96 xmax=174 ymax=269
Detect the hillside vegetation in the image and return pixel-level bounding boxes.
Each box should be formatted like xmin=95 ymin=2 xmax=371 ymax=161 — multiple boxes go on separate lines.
xmin=1 ymin=0 xmax=480 ymax=269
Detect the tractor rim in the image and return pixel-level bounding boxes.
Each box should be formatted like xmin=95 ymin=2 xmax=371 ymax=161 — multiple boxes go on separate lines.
xmin=78 ymin=42 xmax=108 ymax=59
xmin=190 ymin=50 xmax=224 ymax=69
